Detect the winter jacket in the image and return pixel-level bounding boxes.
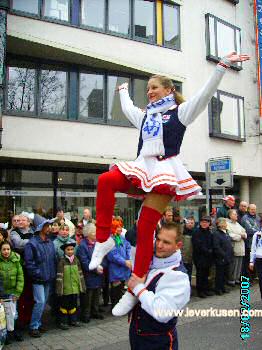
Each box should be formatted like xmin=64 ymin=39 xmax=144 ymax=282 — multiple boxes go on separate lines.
xmin=53 ymin=236 xmax=77 ymax=259
xmin=241 ymin=213 xmax=260 ymax=249
xmin=24 ymin=235 xmax=56 ymax=284
xmin=56 ymin=255 xmax=86 ymax=296
xmin=213 ymin=229 xmax=234 ymax=265
xmin=216 ymin=204 xmax=231 ymax=219
xmin=107 ymin=237 xmax=131 ymax=283
xmin=77 ymin=239 xmax=104 ymax=289
xmin=182 ymin=227 xmax=196 ymax=264
xmin=0 ymin=251 xmax=24 ymax=297
xmin=125 ymin=224 xmax=137 ymax=247
xmin=226 ymin=219 xmax=246 ymax=256
xmin=10 ymin=227 xmax=34 ymax=254
xmin=192 ymin=227 xmax=213 ymax=267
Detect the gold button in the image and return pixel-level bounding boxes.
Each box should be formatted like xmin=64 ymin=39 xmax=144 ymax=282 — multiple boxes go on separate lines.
xmin=159 ymin=155 xmax=163 ymax=160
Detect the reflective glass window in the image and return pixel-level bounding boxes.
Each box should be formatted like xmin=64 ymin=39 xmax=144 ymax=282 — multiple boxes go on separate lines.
xmin=43 ymin=0 xmax=69 ymax=21
xmin=163 ymin=2 xmax=180 ymax=49
xmin=107 ymin=76 xmax=131 ymax=123
xmin=79 ymin=73 xmax=104 ymax=119
xmin=133 ymin=78 xmax=148 ymax=109
xmin=134 ymin=0 xmax=155 ymax=42
xmin=108 ymin=0 xmax=130 ymax=35
xmin=81 ymin=0 xmax=105 ymax=29
xmin=7 ymin=67 xmax=35 ymax=112
xmin=12 ymin=0 xmax=39 ymax=14
xmin=40 ymin=70 xmax=67 ymax=116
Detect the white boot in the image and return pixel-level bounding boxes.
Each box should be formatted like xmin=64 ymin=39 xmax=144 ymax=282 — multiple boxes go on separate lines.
xmin=112 ymin=290 xmax=138 ymax=316
xmin=89 ymin=236 xmax=115 ymax=270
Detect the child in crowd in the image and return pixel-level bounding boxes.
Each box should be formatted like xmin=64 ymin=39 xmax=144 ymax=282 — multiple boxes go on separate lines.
xmin=107 ymin=225 xmax=132 ymax=308
xmin=56 ymin=241 xmax=86 ymax=330
xmin=77 ymin=223 xmax=104 ymax=323
xmin=0 ymin=240 xmax=24 ymax=344
xmin=53 ymin=224 xmax=77 ymax=259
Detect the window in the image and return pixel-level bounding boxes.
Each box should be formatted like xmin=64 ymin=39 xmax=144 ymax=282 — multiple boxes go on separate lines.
xmin=12 ymin=0 xmax=39 ymax=15
xmin=43 ymin=0 xmax=70 ymax=21
xmin=81 ymin=0 xmax=105 ymax=29
xmin=209 ymin=90 xmax=245 ymax=141
xmin=108 ymin=76 xmax=131 ymax=124
xmin=6 ymin=64 xmax=67 ymax=119
xmin=81 ymin=0 xmax=156 ymax=44
xmin=40 ymin=69 xmax=67 ymax=116
xmin=7 ymin=67 xmax=36 ymax=112
xmin=133 ymin=0 xmax=155 ymax=42
xmin=79 ymin=73 xmax=104 ymax=120
xmin=163 ymin=1 xmax=180 ymax=49
xmin=205 ymin=14 xmax=241 ymax=70
xmin=5 ymin=58 xmax=182 ymax=127
xmin=108 ymin=0 xmax=130 ymax=35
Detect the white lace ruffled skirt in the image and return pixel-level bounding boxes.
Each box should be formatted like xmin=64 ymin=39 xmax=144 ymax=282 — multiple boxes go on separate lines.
xmin=112 ymin=154 xmax=201 ymax=201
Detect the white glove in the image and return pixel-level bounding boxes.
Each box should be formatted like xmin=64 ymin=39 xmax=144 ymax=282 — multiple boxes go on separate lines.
xmin=118 ymin=82 xmax=128 ymax=91
xmin=97 ymin=265 xmax=104 ymax=274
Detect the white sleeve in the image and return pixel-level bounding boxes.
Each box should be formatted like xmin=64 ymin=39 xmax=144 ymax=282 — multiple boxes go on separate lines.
xmin=250 ymin=233 xmax=257 ymax=263
xmin=119 ymin=89 xmax=145 ymax=129
xmin=178 ymin=65 xmax=227 ymax=127
xmin=133 ymin=271 xmax=190 ymax=323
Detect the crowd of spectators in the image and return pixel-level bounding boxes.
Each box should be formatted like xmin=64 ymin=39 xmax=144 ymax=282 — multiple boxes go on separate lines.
xmin=0 ymin=196 xmax=261 ymax=346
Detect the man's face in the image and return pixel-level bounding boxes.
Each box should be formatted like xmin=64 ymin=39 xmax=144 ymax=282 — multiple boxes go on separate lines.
xmin=19 ymin=216 xmax=30 ymax=229
xmin=42 ymin=224 xmax=51 ymax=235
xmin=239 ymin=202 xmax=248 ymax=213
xmin=83 ymin=209 xmax=91 ymax=220
xmin=200 ymin=220 xmax=210 ymax=229
xmin=185 ymin=219 xmax=195 ymax=230
xmin=155 ymin=228 xmax=182 ymax=258
xmin=249 ymin=205 xmax=257 ymax=216
xmin=164 ymin=211 xmax=173 ymax=223
xmin=12 ymin=215 xmax=20 ymax=228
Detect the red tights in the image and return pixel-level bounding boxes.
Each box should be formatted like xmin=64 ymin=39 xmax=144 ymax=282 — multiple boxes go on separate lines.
xmin=96 ymin=168 xmax=162 ymax=278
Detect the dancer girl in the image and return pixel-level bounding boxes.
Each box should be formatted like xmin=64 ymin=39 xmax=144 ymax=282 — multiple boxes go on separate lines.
xmin=89 ymin=52 xmax=250 ymax=315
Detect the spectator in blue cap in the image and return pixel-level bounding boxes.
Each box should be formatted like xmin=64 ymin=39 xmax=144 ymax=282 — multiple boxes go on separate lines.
xmin=24 ymin=219 xmax=56 ymax=338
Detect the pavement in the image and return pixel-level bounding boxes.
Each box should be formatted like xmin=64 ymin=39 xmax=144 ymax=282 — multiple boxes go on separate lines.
xmin=4 ymin=282 xmax=261 ymax=350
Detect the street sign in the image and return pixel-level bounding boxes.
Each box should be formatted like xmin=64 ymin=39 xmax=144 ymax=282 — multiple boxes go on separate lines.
xmin=207 ymin=157 xmax=233 ymax=188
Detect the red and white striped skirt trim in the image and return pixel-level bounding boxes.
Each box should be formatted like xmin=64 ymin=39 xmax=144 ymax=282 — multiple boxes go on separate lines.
xmin=113 ymin=155 xmax=202 ymax=201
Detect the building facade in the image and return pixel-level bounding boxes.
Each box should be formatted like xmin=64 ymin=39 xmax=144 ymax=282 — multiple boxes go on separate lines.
xmin=0 ymin=0 xmax=261 ymax=225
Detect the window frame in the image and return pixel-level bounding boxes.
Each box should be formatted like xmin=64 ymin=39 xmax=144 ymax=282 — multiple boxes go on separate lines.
xmin=4 ymin=55 xmax=183 ymax=128
xmin=205 ymin=13 xmax=242 ymax=71
xmin=162 ymin=0 xmax=181 ymax=50
xmin=208 ymin=89 xmax=245 ymax=142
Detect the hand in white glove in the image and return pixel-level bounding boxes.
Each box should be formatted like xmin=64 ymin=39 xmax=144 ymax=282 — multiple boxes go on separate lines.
xmin=117 ymin=82 xmax=128 ymax=91
xmin=97 ymin=265 xmax=104 ymax=274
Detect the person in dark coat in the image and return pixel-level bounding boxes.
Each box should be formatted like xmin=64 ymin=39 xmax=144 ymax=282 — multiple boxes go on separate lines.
xmin=77 ymin=223 xmax=104 ymax=323
xmin=24 ymin=220 xmax=56 ymax=338
xmin=213 ymin=218 xmax=234 ymax=295
xmin=192 ymin=216 xmax=214 ymax=298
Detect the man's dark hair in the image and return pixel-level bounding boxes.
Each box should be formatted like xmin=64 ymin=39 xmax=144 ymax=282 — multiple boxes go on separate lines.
xmin=159 ymin=222 xmax=182 ymax=243
xmin=56 ymin=207 xmax=64 ymax=213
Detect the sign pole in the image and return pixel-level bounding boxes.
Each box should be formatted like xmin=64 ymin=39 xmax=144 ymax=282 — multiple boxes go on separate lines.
xmin=205 ymin=161 xmax=210 ymax=214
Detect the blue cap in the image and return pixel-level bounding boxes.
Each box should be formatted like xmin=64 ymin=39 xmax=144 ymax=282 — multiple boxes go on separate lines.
xmin=35 ymin=218 xmax=55 ymax=232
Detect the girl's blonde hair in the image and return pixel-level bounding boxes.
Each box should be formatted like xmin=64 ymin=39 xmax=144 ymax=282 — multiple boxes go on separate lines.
xmin=149 ymin=75 xmax=185 ymax=105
